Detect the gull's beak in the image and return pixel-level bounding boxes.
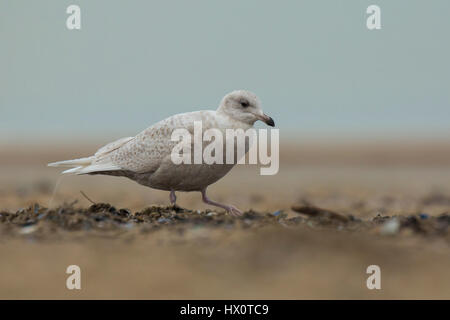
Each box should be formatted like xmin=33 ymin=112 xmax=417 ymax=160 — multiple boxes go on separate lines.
xmin=257 ymin=113 xmax=275 ymax=127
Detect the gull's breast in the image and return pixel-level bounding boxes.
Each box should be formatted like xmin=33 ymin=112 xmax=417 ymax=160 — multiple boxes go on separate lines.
xmin=138 ymin=161 xmax=235 ymax=192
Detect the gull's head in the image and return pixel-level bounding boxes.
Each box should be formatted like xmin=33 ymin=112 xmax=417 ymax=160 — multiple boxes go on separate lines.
xmin=217 ymin=90 xmax=275 ymax=127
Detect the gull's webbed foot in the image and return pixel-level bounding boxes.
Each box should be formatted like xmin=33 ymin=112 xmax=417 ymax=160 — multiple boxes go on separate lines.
xmin=201 ymin=188 xmax=243 ymax=217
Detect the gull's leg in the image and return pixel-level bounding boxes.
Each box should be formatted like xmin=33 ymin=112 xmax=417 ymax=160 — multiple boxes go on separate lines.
xmin=170 ymin=190 xmax=177 ymax=205
xmin=201 ymin=188 xmax=242 ymax=217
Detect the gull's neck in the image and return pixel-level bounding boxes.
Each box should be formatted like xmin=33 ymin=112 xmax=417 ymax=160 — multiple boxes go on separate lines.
xmin=216 ymin=108 xmax=253 ymax=130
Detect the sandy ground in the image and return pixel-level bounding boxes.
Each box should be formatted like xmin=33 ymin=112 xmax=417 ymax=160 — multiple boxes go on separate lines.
xmin=0 ymin=140 xmax=449 ymax=299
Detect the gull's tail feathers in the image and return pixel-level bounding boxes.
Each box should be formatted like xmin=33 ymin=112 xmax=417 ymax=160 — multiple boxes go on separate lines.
xmin=47 ymin=136 xmax=132 ymax=175
xmin=48 ymin=157 xmax=122 ymax=175
xmin=48 ymin=157 xmax=94 ymax=168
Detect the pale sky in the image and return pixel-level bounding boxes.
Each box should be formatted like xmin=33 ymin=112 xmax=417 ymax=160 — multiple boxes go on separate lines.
xmin=1 ymin=0 xmax=449 ymax=143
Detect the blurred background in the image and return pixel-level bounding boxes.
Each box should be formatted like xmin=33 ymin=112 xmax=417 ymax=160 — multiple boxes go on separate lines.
xmin=0 ymin=0 xmax=449 ymax=299
xmin=1 ymin=0 xmax=450 ymax=142
xmin=1 ymin=0 xmax=450 ymax=210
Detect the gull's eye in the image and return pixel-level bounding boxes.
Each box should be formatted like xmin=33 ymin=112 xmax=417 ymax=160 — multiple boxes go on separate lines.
xmin=240 ymin=100 xmax=250 ymax=108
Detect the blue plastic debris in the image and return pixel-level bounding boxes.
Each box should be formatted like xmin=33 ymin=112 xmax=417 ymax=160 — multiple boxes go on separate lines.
xmin=272 ymin=210 xmax=283 ymax=217
xmin=419 ymin=213 xmax=429 ymax=220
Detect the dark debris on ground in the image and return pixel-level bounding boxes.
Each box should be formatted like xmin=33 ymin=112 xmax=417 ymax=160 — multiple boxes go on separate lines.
xmin=0 ymin=203 xmax=448 ymax=240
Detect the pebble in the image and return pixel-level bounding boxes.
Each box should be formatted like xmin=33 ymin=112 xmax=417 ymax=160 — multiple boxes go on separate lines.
xmin=19 ymin=225 xmax=38 ymax=235
xmin=157 ymin=217 xmax=171 ymax=224
xmin=380 ymin=217 xmax=400 ymax=235
xmin=121 ymin=222 xmax=135 ymax=230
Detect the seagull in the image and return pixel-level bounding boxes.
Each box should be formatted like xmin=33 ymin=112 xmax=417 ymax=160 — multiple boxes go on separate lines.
xmin=48 ymin=90 xmax=275 ymax=216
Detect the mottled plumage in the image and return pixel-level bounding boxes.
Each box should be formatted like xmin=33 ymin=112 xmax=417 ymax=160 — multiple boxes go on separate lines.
xmin=49 ymin=90 xmax=275 ymax=215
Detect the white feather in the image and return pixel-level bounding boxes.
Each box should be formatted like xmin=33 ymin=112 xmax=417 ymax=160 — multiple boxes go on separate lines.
xmin=48 ymin=157 xmax=93 ymax=167
xmin=75 ymin=163 xmax=122 ymax=175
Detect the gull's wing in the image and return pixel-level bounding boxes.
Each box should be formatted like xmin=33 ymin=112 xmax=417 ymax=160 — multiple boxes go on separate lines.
xmin=49 ymin=111 xmax=220 ymax=175
xmin=104 ymin=111 xmax=218 ymax=173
